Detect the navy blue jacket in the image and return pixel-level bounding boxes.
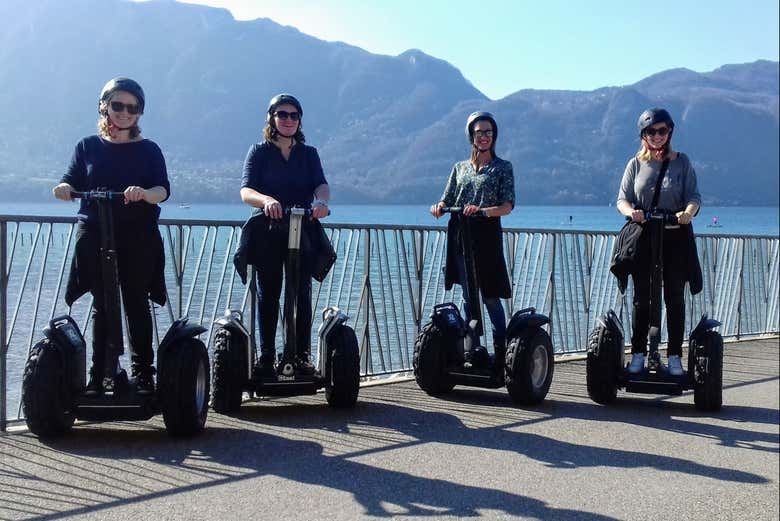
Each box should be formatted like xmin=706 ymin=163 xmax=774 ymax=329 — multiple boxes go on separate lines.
xmin=241 ymin=141 xmax=327 ymax=208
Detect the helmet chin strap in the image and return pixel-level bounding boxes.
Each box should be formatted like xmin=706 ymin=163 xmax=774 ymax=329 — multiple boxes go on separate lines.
xmin=643 ymin=137 xmax=668 ymax=160
xmin=275 ymin=131 xmax=295 ymax=149
xmin=107 ymin=114 xmax=134 ymax=132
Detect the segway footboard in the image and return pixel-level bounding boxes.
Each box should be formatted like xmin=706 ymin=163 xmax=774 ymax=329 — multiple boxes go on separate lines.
xmin=586 ymin=310 xmax=624 ymax=404
xmin=505 ymin=307 xmax=554 ymax=405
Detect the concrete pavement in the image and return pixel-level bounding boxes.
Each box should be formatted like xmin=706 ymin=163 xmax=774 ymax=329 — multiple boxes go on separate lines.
xmin=1 ymin=338 xmax=777 ymax=520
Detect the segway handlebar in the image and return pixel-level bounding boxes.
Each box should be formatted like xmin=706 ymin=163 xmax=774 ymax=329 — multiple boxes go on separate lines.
xmin=259 ymin=206 xmax=331 ymax=217
xmin=71 ymin=191 xmax=126 ymax=201
xmin=441 ymin=206 xmax=487 ymax=217
xmin=624 ymin=210 xmax=680 ymax=225
xmin=644 ymin=210 xmax=679 ymax=225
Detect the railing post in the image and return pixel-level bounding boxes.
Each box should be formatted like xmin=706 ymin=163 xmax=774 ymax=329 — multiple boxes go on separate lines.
xmin=250 ymin=267 xmax=257 ymax=353
xmin=584 ymin=234 xmax=593 ymax=338
xmin=549 ymin=233 xmax=556 ymax=346
xmin=1 ymin=221 xmax=7 ymax=432
xmin=363 ymin=229 xmax=372 ymax=373
xmin=416 ymin=230 xmax=424 ymax=333
xmin=737 ymin=238 xmax=745 ymax=339
xmin=177 ymin=225 xmax=183 ymax=318
xmin=506 ymin=232 xmax=516 ymax=315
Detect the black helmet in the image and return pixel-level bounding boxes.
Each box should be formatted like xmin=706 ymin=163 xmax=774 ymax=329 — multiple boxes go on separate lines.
xmin=267 ymin=93 xmax=303 ymax=118
xmin=465 ymin=111 xmax=498 ymax=141
xmin=637 ymin=108 xmax=674 ymax=136
xmin=99 ymin=77 xmax=145 ymax=114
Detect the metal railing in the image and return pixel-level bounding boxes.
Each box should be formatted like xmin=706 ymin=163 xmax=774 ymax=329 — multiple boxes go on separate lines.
xmin=1 ymin=214 xmax=778 ymax=429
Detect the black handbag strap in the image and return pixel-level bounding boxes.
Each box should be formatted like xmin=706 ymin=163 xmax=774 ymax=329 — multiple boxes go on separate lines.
xmin=615 ymin=158 xmax=670 ymax=310
xmin=650 ymin=158 xmax=670 ymax=210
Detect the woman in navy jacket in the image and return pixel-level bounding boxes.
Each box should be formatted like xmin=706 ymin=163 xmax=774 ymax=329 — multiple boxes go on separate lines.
xmin=52 ymin=77 xmax=170 ymax=396
xmin=240 ymin=94 xmax=330 ymax=376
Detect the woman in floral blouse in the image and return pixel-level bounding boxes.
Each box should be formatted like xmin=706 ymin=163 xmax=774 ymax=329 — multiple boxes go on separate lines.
xmin=430 ymin=111 xmax=515 ymax=363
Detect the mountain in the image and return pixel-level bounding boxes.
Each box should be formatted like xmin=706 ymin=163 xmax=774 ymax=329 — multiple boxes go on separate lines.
xmin=0 ymin=0 xmax=777 ymax=206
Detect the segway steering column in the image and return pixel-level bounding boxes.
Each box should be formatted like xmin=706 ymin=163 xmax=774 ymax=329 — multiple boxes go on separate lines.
xmin=72 ymin=191 xmax=126 ymax=382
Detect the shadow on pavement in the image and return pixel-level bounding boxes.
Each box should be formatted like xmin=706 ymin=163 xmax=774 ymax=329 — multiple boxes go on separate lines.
xmin=2 ymin=423 xmax=618 ymax=520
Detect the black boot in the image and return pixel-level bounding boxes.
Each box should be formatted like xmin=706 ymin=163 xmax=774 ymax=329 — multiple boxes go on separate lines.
xmin=295 ymin=351 xmax=316 ymax=376
xmin=85 ymin=366 xmax=104 ymax=397
xmin=253 ymin=349 xmax=276 ymax=378
xmin=464 ymin=345 xmax=489 ymax=368
xmin=132 ymin=365 xmax=156 ymax=395
xmin=493 ymin=336 xmax=506 ymax=375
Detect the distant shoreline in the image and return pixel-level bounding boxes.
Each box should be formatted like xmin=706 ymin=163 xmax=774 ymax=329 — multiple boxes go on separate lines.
xmin=2 ymin=202 xmax=778 ymax=236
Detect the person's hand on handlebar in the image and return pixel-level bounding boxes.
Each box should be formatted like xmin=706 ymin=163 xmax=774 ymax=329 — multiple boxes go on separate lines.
xmin=463 ymin=204 xmax=482 ymax=216
xmin=263 ymin=198 xmax=283 ymax=219
xmin=430 ymin=201 xmax=445 ymax=219
xmin=676 ymin=209 xmax=693 ymax=225
xmin=123 ymin=186 xmax=147 ymax=204
xmin=311 ymin=199 xmax=329 ymax=220
xmin=629 ymin=208 xmax=646 ymax=223
xmin=52 ymin=183 xmax=74 ymax=201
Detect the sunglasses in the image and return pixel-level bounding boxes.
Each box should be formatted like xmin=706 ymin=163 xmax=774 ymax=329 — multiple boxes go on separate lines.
xmin=274 ymin=110 xmax=300 ymax=121
xmin=474 ymin=130 xmax=494 ymax=138
xmin=109 ymin=101 xmax=141 ymax=115
xmin=644 ymin=126 xmax=670 ymax=137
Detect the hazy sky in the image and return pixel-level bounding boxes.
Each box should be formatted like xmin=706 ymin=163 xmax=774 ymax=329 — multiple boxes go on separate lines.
xmin=169 ymin=0 xmax=780 ymax=99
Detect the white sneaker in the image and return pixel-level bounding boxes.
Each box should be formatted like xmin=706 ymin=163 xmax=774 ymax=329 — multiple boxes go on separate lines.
xmin=667 ymin=355 xmax=684 ymax=376
xmin=628 ymin=353 xmax=645 ymax=373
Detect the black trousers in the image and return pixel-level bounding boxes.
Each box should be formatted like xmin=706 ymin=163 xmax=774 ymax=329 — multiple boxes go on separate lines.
xmin=75 ymin=222 xmax=157 ymax=374
xmin=630 ymin=226 xmax=687 ymax=356
xmin=255 ymin=227 xmax=314 ymax=357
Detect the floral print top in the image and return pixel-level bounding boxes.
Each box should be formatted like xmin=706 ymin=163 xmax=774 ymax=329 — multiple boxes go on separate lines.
xmin=440 ymin=157 xmax=515 ymax=208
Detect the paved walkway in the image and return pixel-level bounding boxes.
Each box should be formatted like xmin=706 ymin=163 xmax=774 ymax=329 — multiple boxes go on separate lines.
xmin=1 ymin=338 xmax=778 ymax=520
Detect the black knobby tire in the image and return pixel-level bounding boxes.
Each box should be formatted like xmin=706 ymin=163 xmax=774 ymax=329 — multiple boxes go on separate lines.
xmin=325 ymin=324 xmax=361 ymax=408
xmin=211 ymin=328 xmax=247 ymax=413
xmin=413 ymin=322 xmax=454 ymax=395
xmin=693 ymin=331 xmax=723 ymax=412
xmin=586 ymin=327 xmax=621 ymax=405
xmin=159 ymin=338 xmax=210 ymax=436
xmin=21 ymin=339 xmax=75 ymax=437
xmin=505 ymin=329 xmax=555 ymax=405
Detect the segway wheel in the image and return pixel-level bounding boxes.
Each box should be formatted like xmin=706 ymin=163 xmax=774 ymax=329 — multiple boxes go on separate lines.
xmin=21 ymin=339 xmax=75 ymax=437
xmin=693 ymin=331 xmax=723 ymax=412
xmin=413 ymin=323 xmax=454 ymax=395
xmin=505 ymin=329 xmax=554 ymax=405
xmin=159 ymin=338 xmax=210 ymax=436
xmin=586 ymin=327 xmax=621 ymax=404
xmin=325 ymin=324 xmax=361 ymax=408
xmin=211 ymin=328 xmax=247 ymax=413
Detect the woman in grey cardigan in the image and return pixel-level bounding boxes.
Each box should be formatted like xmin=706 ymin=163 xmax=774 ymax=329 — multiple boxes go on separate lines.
xmin=616 ymin=108 xmax=701 ymax=376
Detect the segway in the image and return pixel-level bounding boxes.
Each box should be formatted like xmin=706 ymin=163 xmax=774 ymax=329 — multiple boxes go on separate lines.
xmin=586 ymin=210 xmax=723 ymax=411
xmin=210 ymin=207 xmax=360 ymax=413
xmin=413 ymin=207 xmax=555 ymax=405
xmin=21 ymin=191 xmax=210 ymax=437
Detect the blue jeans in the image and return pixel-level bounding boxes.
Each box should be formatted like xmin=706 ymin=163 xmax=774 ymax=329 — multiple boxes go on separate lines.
xmin=454 ymin=254 xmax=506 ymax=339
